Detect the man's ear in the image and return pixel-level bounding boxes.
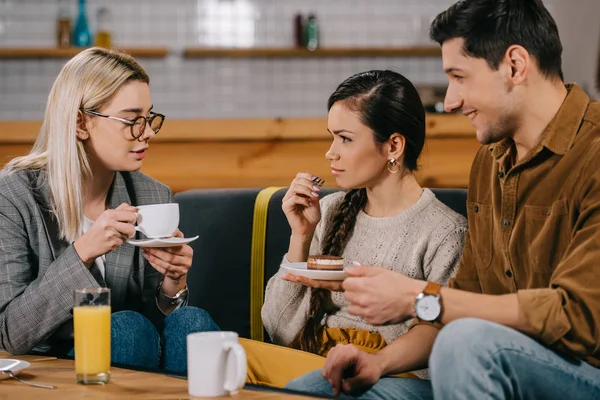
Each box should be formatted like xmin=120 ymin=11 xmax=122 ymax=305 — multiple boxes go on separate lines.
xmin=505 ymin=45 xmax=529 ymax=85
xmin=387 ymin=133 xmax=406 ymax=159
xmin=76 ymin=110 xmax=90 ymax=141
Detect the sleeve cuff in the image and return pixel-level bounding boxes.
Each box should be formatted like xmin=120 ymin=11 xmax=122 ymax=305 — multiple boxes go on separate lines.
xmin=155 ymin=294 xmax=186 ymax=316
xmin=517 ymin=288 xmax=571 ymax=345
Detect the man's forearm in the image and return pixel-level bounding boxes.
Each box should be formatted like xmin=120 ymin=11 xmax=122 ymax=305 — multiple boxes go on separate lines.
xmin=374 ymin=324 xmax=439 ymax=375
xmin=438 ymin=288 xmax=537 ymax=337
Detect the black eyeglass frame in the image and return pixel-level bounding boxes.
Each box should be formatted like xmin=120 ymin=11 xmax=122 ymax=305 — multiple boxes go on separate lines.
xmin=81 ymin=109 xmax=165 ymax=140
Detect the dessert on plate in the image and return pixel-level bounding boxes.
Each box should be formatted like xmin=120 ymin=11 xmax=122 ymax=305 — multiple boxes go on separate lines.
xmin=307 ymin=255 xmax=344 ymax=271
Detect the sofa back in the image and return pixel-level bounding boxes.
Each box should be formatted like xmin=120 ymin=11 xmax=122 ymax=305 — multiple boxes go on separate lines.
xmin=175 ymin=187 xmax=467 ymax=339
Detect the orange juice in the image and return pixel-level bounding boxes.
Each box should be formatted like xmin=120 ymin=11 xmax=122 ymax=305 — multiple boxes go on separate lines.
xmin=74 ymin=305 xmax=111 ymax=377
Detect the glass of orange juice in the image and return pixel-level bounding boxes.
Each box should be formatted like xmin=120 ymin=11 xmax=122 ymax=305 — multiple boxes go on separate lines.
xmin=74 ymin=288 xmax=111 ymax=384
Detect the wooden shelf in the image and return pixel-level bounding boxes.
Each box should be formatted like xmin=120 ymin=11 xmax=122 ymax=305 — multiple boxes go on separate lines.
xmin=183 ymin=46 xmax=441 ymax=58
xmin=0 ymin=46 xmax=440 ymax=59
xmin=0 ymin=47 xmax=169 ymax=59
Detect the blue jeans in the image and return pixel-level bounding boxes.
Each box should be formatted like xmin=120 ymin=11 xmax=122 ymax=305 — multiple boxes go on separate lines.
xmin=286 ymin=370 xmax=432 ymax=400
xmin=69 ymin=307 xmax=219 ymax=373
xmin=286 ymin=318 xmax=600 ymax=399
xmin=429 ymin=318 xmax=600 ymax=400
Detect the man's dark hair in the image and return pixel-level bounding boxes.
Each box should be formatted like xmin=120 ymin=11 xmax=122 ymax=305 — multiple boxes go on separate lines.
xmin=430 ymin=0 xmax=564 ymax=81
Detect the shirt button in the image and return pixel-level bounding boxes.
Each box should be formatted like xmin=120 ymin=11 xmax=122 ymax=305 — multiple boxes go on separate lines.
xmin=474 ymin=205 xmax=479 ymax=213
xmin=498 ymin=171 xmax=505 ymax=179
xmin=502 ymin=219 xmax=511 ymax=228
xmin=505 ymin=270 xmax=513 ymax=278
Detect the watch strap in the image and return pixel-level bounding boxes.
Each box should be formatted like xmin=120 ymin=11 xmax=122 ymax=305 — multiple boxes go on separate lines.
xmin=423 ymin=281 xmax=441 ymax=297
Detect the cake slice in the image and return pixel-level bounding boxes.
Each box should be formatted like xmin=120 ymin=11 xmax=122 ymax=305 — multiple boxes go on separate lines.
xmin=307 ymin=255 xmax=344 ymax=271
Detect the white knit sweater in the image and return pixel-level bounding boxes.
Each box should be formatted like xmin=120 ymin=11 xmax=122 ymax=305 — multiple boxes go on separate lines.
xmin=261 ymin=189 xmax=467 ymax=376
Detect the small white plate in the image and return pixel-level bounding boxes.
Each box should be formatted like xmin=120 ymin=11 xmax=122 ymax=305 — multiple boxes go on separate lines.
xmin=281 ymin=262 xmax=347 ymax=281
xmin=127 ymin=235 xmax=199 ymax=248
xmin=0 ymin=359 xmax=31 ymax=380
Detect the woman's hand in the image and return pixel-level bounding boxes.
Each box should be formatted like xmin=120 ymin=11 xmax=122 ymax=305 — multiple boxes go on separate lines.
xmin=282 ymin=273 xmax=344 ymax=292
xmin=74 ymin=203 xmax=137 ymax=266
xmin=322 ymin=344 xmax=383 ymax=396
xmin=282 ymin=172 xmax=322 ymax=237
xmin=142 ymin=229 xmax=192 ymax=284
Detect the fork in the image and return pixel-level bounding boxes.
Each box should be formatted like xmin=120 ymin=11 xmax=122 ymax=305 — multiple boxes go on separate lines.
xmin=312 ymin=176 xmax=325 ymax=187
xmin=1 ymin=370 xmax=56 ymax=389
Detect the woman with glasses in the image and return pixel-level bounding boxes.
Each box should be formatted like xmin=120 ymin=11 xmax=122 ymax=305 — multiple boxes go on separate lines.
xmin=0 ymin=47 xmax=218 ymax=373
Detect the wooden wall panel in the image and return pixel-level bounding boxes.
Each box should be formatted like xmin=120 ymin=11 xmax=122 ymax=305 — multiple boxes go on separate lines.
xmin=0 ymin=117 xmax=479 ymax=192
xmin=140 ymin=140 xmax=333 ymax=192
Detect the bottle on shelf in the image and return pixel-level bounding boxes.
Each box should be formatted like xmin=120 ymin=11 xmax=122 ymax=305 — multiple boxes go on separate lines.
xmin=73 ymin=0 xmax=92 ymax=47
xmin=304 ymin=13 xmax=319 ymax=51
xmin=95 ymin=7 xmax=112 ymax=48
xmin=293 ymin=12 xmax=304 ymax=48
xmin=57 ymin=0 xmax=72 ymax=48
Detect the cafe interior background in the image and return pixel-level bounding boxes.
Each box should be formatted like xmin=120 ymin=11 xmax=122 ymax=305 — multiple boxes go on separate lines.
xmin=0 ymin=0 xmax=599 ymax=193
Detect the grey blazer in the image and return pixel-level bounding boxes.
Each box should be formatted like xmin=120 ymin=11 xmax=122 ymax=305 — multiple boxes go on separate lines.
xmin=0 ymin=168 xmax=173 ymax=355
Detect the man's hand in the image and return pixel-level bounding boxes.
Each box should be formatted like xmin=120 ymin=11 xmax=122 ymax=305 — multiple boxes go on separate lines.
xmin=322 ymin=344 xmax=383 ymax=396
xmin=342 ymin=266 xmax=426 ymax=325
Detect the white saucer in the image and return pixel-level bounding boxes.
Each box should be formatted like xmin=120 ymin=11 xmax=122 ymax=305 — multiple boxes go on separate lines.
xmin=127 ymin=235 xmax=199 ymax=248
xmin=0 ymin=359 xmax=31 ymax=380
xmin=281 ymin=262 xmax=347 ymax=281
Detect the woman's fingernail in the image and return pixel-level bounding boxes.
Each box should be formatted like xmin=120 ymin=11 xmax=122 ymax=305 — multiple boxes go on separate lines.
xmin=312 ymin=185 xmax=321 ymax=191
xmin=311 ymin=191 xmax=319 ymax=197
xmin=352 ymin=261 xmax=362 ymax=266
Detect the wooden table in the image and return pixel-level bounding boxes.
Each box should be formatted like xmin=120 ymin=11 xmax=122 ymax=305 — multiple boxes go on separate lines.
xmin=0 ymin=351 xmax=316 ymax=399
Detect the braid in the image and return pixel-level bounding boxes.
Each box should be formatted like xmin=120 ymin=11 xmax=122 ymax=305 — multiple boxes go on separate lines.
xmin=290 ymin=189 xmax=367 ymax=354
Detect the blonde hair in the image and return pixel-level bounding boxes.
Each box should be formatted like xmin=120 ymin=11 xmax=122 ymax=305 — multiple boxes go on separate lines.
xmin=4 ymin=47 xmax=149 ymax=242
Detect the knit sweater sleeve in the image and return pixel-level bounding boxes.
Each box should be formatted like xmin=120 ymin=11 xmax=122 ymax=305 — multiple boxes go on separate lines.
xmin=261 ymin=192 xmax=344 ymax=345
xmin=410 ymin=215 xmax=467 ymax=333
xmin=423 ymin=225 xmax=468 ymax=285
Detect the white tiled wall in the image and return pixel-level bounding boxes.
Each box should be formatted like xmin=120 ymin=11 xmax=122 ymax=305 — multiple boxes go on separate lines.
xmin=0 ymin=0 xmax=585 ymax=121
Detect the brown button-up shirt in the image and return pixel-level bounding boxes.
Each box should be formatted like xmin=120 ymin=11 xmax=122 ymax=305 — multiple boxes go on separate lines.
xmin=450 ymin=84 xmax=600 ymax=367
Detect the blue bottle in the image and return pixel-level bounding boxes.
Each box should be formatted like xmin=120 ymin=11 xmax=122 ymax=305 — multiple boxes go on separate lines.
xmin=73 ymin=0 xmax=92 ymax=47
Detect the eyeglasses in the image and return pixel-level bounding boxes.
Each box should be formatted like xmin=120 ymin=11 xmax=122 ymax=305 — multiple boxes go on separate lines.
xmin=81 ymin=109 xmax=165 ymax=140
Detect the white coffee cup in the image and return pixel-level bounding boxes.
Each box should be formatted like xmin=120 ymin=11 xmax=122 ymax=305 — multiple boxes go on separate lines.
xmin=134 ymin=203 xmax=179 ymax=238
xmin=187 ymin=331 xmax=247 ymax=397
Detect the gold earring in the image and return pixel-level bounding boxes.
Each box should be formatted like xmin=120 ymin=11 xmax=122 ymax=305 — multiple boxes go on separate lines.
xmin=387 ymin=157 xmax=400 ymax=174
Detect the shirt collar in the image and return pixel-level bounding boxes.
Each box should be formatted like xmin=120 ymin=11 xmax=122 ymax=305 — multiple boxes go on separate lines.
xmin=490 ymin=83 xmax=591 ymax=162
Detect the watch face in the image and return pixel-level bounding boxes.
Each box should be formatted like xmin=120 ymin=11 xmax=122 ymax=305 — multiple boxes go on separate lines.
xmin=416 ymin=295 xmax=441 ymax=321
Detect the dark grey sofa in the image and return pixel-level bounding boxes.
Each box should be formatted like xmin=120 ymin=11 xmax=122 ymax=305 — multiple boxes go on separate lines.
xmin=175 ymin=187 xmax=467 ymax=340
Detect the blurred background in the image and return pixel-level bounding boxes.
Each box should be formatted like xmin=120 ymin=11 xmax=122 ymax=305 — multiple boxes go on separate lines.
xmin=0 ymin=0 xmax=599 ymax=191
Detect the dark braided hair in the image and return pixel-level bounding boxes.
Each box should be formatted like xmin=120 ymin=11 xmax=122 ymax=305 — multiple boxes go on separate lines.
xmin=290 ymin=70 xmax=426 ymax=354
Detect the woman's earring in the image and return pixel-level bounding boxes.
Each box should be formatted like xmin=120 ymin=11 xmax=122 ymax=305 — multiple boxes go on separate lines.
xmin=387 ymin=157 xmax=400 ymax=174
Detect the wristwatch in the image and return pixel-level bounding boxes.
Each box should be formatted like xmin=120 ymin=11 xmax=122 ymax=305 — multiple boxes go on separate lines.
xmin=157 ymin=279 xmax=189 ymax=306
xmin=414 ymin=282 xmax=442 ymax=321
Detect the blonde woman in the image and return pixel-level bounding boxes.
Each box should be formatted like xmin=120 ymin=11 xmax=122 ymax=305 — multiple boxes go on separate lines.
xmin=0 ymin=48 xmax=218 ymax=372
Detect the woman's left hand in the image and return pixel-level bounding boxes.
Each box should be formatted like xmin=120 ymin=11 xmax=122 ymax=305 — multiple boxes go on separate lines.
xmin=282 ymin=273 xmax=344 ymax=292
xmin=142 ymin=229 xmax=192 ymax=282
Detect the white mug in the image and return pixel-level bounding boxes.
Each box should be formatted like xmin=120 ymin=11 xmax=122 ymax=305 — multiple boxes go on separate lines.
xmin=134 ymin=203 xmax=179 ymax=238
xmin=187 ymin=331 xmax=247 ymax=397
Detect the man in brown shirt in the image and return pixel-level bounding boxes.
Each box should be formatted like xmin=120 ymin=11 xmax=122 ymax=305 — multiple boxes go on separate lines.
xmin=285 ymin=1 xmax=600 ymax=399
